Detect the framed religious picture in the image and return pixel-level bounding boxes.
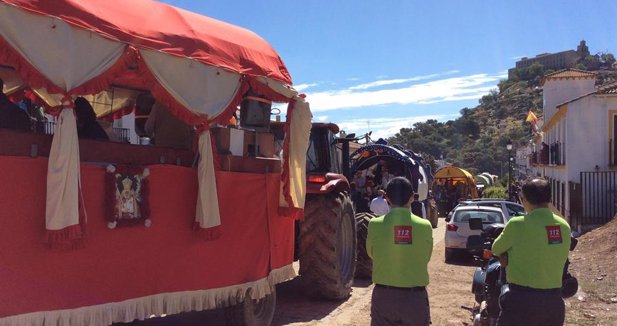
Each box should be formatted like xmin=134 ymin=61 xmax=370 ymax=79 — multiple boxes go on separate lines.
xmin=106 ymin=165 xmax=151 ymax=229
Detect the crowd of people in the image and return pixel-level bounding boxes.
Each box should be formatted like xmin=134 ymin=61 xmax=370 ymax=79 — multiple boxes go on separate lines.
xmin=432 ymin=178 xmax=473 ymax=214
xmin=0 ymin=78 xmax=40 ymax=132
xmin=351 ymin=160 xmax=408 ymax=215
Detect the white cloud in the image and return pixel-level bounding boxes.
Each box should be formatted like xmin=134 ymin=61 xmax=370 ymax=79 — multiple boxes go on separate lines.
xmin=294 ymin=83 xmax=318 ymax=91
xmin=348 ymin=70 xmax=459 ymax=91
xmin=335 ymin=114 xmax=458 ymax=140
xmin=305 ymin=72 xmax=505 ymax=112
xmin=315 ymin=115 xmax=329 ymax=122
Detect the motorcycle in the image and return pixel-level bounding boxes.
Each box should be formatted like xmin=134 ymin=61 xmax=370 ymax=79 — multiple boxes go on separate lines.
xmin=466 ymin=218 xmax=578 ymax=326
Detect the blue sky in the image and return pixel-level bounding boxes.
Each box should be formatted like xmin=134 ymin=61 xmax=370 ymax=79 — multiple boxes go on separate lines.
xmin=162 ymin=0 xmax=617 ymax=139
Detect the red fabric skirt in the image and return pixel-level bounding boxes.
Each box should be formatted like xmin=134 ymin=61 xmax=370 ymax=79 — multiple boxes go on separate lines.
xmin=0 ymin=156 xmax=294 ymax=317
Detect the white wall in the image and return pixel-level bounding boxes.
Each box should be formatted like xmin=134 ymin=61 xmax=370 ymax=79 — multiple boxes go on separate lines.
xmin=543 ymin=78 xmax=595 ymax=123
xmin=565 ymin=95 xmax=617 ymax=181
xmin=115 ymin=112 xmax=140 ymax=144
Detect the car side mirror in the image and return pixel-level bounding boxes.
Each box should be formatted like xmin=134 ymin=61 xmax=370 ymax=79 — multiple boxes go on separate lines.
xmin=468 ymin=217 xmax=483 ymax=230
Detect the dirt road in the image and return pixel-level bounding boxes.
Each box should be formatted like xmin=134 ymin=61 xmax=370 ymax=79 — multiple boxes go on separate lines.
xmin=271 ymin=220 xmax=477 ymax=326
xmin=131 ymin=219 xmax=479 ymax=325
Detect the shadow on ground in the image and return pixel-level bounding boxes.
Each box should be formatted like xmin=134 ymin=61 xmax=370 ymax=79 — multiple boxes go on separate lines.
xmin=116 ymin=275 xmax=360 ymax=326
xmin=445 ymin=252 xmax=485 ymax=267
xmin=272 ymin=276 xmax=356 ymax=325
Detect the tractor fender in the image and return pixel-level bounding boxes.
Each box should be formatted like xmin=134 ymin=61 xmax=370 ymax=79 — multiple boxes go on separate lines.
xmin=319 ymin=173 xmax=350 ymax=194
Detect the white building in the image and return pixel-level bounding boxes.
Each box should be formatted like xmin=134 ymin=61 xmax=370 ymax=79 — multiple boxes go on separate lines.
xmin=530 ymin=69 xmax=617 ymax=229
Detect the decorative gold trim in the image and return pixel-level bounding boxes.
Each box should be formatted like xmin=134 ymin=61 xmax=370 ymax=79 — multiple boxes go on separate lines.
xmin=608 ymin=109 xmax=617 ymax=139
xmin=542 ymin=106 xmax=568 ymax=132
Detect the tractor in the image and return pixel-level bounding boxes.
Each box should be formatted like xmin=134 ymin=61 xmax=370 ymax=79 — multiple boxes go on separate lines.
xmin=347 ymin=141 xmax=436 ymax=278
xmin=272 ymin=122 xmax=357 ymax=300
xmin=274 ymin=120 xmax=436 ymax=289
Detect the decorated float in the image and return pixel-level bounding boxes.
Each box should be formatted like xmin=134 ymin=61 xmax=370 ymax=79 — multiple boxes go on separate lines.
xmin=349 ymin=142 xmax=435 ymax=278
xmin=0 ymin=0 xmax=311 ymax=325
xmin=431 ymin=166 xmax=479 ymax=215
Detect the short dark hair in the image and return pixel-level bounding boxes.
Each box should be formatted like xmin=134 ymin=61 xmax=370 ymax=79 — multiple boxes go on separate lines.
xmin=386 ymin=177 xmax=413 ymax=206
xmin=522 ymin=178 xmax=551 ymax=205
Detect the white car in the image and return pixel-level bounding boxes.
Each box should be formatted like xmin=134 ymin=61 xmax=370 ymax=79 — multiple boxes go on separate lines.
xmin=447 ymin=199 xmax=525 ymax=221
xmin=444 ymin=206 xmax=506 ymax=262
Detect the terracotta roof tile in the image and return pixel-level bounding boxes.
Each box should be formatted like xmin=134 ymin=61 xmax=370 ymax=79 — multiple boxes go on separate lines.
xmin=541 ymin=69 xmax=597 ymax=85
xmin=597 ymin=82 xmax=617 ymax=94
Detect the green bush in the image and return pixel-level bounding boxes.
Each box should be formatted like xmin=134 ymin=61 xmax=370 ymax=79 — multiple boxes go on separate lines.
xmin=482 ymin=186 xmax=507 ymax=199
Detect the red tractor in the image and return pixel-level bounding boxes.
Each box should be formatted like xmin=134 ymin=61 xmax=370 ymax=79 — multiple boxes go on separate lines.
xmin=272 ymin=122 xmax=357 ymax=300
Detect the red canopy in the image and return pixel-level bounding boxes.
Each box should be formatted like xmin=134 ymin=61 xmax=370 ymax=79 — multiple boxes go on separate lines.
xmin=2 ymin=0 xmax=292 ymax=84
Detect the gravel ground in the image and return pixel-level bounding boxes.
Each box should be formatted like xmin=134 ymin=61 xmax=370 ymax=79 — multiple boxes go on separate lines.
xmin=128 ymin=219 xmax=482 ymax=326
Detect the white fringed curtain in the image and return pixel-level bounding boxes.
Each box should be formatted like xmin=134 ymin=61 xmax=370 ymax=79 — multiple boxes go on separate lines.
xmin=282 ymin=97 xmax=312 ymax=209
xmin=142 ymin=49 xmax=243 ymax=235
xmin=0 ymin=3 xmax=128 ymax=246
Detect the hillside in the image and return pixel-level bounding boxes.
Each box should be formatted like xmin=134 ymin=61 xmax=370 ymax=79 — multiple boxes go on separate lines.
xmin=388 ymin=51 xmax=617 ymax=177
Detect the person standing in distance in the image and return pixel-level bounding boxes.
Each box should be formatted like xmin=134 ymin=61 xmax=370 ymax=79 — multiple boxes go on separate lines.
xmin=492 ymin=178 xmax=571 ymax=326
xmin=370 ymin=189 xmax=391 ymax=216
xmin=410 ymin=193 xmax=426 ymax=219
xmin=367 ymin=177 xmax=433 ymax=326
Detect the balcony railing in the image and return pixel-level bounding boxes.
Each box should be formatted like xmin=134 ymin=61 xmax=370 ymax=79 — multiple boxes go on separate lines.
xmin=549 ymin=141 xmax=564 ymax=165
xmin=113 ymin=127 xmax=130 ymax=143
xmin=36 ymin=122 xmax=131 ymax=144
xmin=531 ymin=142 xmax=564 ymax=166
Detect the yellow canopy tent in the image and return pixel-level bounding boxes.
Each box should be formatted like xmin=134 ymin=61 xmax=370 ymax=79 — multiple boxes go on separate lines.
xmin=432 ymin=166 xmax=479 ymax=198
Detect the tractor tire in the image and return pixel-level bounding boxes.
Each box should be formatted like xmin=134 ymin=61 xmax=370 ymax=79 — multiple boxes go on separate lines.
xmin=224 ymin=287 xmax=276 ymax=326
xmin=298 ymin=192 xmax=357 ymax=300
xmin=354 ymin=212 xmax=376 ymax=279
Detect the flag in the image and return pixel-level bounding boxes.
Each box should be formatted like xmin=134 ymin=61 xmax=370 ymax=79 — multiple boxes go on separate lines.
xmin=526 ymin=110 xmax=539 ymax=133
xmin=526 ymin=110 xmax=538 ymax=124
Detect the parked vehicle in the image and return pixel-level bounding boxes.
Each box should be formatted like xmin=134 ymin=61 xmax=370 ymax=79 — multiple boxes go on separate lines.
xmin=0 ymin=1 xmax=314 ymax=326
xmin=444 ymin=206 xmax=506 ymax=262
xmin=466 ymin=218 xmax=579 ymax=326
xmin=447 ymin=199 xmax=526 ymax=222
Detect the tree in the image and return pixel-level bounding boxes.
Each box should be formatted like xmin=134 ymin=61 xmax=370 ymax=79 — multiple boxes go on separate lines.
xmin=527 ymin=62 xmax=545 ymax=80
xmin=600 ymin=52 xmax=616 ymax=68
xmin=583 ymin=55 xmax=600 ymax=70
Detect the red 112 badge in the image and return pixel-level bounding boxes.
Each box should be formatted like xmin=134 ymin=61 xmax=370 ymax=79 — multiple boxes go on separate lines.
xmin=394 ymin=225 xmax=412 ymax=244
xmin=545 ymin=225 xmax=562 ymax=244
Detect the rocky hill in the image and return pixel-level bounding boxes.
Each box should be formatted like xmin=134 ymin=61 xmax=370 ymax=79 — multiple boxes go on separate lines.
xmin=388 ymin=52 xmax=617 ymax=177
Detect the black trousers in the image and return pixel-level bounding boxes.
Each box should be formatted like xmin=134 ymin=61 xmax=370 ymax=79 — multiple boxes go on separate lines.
xmin=497 ymin=285 xmax=565 ymax=326
xmin=370 ymin=285 xmax=430 ymax=326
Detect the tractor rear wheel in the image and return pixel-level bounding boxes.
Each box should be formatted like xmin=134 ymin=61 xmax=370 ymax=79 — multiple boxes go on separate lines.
xmin=354 ymin=212 xmax=375 ymax=278
xmin=298 ymin=192 xmax=357 ymax=300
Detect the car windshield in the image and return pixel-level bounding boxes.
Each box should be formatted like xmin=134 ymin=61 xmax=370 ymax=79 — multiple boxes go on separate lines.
xmin=506 ymin=203 xmax=526 ymax=217
xmin=453 ymin=210 xmax=504 ymax=223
